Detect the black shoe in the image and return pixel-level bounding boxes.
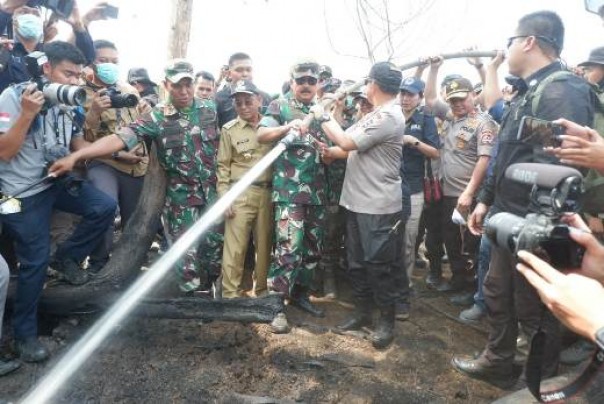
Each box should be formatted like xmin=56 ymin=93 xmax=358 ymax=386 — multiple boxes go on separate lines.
xmin=459 ymin=304 xmax=486 ymax=325
xmin=14 ymin=337 xmax=50 ymax=363
xmin=435 ymin=278 xmax=465 ymax=293
xmin=395 ymin=302 xmax=410 ymax=321
xmin=336 ymin=312 xmax=372 ymax=332
xmin=370 ymin=306 xmax=395 ymax=349
xmin=449 ymin=292 xmax=474 ymax=307
xmin=425 ymin=273 xmax=442 ymax=288
xmin=0 ymin=359 xmax=21 ymax=376
xmin=414 ymin=259 xmax=427 ymax=269
xmin=52 ymin=257 xmax=89 ymax=285
xmin=87 ymin=258 xmax=108 ymax=274
xmin=451 ymin=355 xmax=516 ymax=389
xmin=291 ymin=293 xmax=325 ymax=318
xmin=560 ymin=339 xmax=595 ymax=366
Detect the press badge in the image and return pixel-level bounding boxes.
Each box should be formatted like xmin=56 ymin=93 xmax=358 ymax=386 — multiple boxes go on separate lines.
xmin=0 ymin=197 xmax=21 ymax=214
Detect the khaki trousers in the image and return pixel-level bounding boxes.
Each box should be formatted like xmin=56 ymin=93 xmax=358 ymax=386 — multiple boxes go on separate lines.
xmin=221 ymin=185 xmax=273 ymax=298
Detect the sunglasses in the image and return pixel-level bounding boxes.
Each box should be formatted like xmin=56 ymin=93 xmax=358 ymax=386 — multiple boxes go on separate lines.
xmin=506 ymin=35 xmax=558 ymax=50
xmin=294 ymin=77 xmax=318 ymax=86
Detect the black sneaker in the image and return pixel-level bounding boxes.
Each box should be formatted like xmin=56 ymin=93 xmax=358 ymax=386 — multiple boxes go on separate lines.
xmin=0 ymin=359 xmax=21 ymax=376
xmin=14 ymin=337 xmax=50 ymax=363
xmin=52 ymin=257 xmax=89 ymax=285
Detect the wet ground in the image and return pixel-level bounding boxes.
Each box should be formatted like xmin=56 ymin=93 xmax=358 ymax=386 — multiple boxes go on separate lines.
xmin=1 ymin=263 xmax=514 ymax=404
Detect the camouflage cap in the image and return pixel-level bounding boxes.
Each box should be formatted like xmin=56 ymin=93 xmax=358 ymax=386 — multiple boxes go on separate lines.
xmin=164 ymin=59 xmax=195 ymax=83
xmin=230 ymin=80 xmax=259 ymax=97
xmin=290 ymin=58 xmax=320 ymax=79
xmin=319 ymin=65 xmax=333 ymax=79
xmin=445 ymin=77 xmax=473 ymax=101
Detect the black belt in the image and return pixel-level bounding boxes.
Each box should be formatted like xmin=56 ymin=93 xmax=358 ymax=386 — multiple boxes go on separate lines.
xmin=230 ymin=180 xmax=272 ymax=189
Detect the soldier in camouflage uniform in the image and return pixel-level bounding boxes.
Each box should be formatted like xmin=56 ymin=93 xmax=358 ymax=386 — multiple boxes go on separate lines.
xmin=50 ymin=60 xmax=224 ymax=293
xmin=257 ymin=59 xmax=329 ymax=317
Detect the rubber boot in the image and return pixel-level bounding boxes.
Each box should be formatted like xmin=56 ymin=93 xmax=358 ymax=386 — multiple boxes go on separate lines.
xmin=370 ymin=305 xmax=395 ymax=349
xmin=337 ymin=300 xmax=372 ymax=332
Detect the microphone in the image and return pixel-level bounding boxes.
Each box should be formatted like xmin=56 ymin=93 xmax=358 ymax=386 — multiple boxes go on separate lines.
xmin=505 ymin=163 xmax=583 ymax=189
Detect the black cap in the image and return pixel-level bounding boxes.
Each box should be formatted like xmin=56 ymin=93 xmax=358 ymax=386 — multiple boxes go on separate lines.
xmin=127 ymin=67 xmax=157 ymax=86
xmin=367 ymin=62 xmax=402 ymax=93
xmin=399 ymin=77 xmax=425 ymax=94
xmin=230 ymin=80 xmax=259 ymax=97
xmin=319 ymin=65 xmax=333 ymax=79
xmin=579 ymin=46 xmax=604 ymax=67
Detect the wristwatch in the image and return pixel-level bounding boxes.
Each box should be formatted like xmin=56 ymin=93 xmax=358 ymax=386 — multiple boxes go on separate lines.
xmin=317 ymin=113 xmax=331 ymax=124
xmin=596 ymin=326 xmax=604 ymax=351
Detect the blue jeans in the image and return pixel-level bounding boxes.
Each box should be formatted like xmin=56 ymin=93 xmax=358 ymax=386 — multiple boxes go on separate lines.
xmin=1 ymin=181 xmax=116 ymax=338
xmin=473 ymin=234 xmax=492 ymax=310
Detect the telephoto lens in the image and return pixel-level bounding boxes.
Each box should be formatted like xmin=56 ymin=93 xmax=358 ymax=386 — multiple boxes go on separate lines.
xmin=43 ymin=83 xmax=87 ymax=106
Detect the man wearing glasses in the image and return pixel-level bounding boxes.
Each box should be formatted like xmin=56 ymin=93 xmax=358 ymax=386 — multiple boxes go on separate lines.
xmin=452 ymin=11 xmax=595 ymax=388
xmin=257 ymin=59 xmax=328 ymax=317
xmin=217 ymin=80 xmax=273 ymax=299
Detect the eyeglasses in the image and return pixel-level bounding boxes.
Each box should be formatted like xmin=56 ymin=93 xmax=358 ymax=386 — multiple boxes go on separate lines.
xmin=507 ymin=35 xmax=559 ymax=50
xmin=294 ymin=77 xmax=318 ymax=86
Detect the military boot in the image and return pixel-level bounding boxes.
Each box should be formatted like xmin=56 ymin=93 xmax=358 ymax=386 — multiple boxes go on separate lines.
xmin=370 ymin=305 xmax=395 ymax=349
xmin=337 ymin=301 xmax=372 ymax=332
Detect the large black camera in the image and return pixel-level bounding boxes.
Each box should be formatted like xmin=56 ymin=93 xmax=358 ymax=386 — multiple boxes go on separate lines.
xmin=485 ymin=163 xmax=586 ymax=268
xmin=23 ymin=51 xmax=86 ymax=107
xmin=103 ymin=86 xmax=138 ymax=109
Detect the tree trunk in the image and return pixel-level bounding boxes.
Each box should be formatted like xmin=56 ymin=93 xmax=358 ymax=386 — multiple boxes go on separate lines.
xmin=167 ymin=0 xmax=194 ymax=60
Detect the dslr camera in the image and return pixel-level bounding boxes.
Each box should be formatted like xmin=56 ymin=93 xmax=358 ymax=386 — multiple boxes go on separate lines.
xmin=485 ymin=163 xmax=586 ymax=268
xmin=24 ymin=51 xmax=86 ymax=107
xmin=102 ymin=86 xmax=139 ymax=109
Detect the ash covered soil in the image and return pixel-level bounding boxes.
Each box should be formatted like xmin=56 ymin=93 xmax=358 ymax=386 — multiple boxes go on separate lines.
xmin=2 ymin=268 xmax=507 ymax=403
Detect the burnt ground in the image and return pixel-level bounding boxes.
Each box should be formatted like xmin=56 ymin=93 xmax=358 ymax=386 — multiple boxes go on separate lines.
xmin=0 ymin=262 xmax=518 ymax=404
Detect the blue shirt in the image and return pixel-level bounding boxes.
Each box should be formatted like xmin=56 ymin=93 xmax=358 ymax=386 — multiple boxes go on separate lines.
xmin=401 ymin=107 xmax=439 ymax=195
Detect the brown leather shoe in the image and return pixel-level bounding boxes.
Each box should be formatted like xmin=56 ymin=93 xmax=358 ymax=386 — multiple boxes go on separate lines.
xmin=451 ymin=355 xmax=516 ymax=389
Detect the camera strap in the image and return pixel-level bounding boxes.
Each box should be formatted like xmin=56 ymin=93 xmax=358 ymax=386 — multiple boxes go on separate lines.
xmin=526 ymin=326 xmax=604 ymax=402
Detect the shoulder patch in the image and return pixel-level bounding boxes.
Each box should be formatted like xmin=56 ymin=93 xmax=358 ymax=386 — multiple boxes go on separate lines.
xmin=223 ymin=118 xmax=238 ymax=130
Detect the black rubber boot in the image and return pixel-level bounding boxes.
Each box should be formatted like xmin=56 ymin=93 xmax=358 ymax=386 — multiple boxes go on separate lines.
xmin=290 ymin=288 xmax=325 ymax=318
xmin=370 ymin=305 xmax=395 ymax=349
xmin=336 ymin=299 xmax=372 ymax=331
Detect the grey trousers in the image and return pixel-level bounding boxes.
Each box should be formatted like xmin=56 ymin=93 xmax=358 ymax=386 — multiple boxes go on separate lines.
xmin=0 ymin=253 xmax=9 ymax=341
xmin=87 ymin=162 xmax=144 ymax=265
xmin=403 ymin=192 xmax=424 ymax=286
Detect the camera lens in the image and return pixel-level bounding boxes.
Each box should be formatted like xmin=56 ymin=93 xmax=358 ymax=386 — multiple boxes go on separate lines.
xmin=43 ymin=83 xmax=86 ymax=106
xmin=485 ymin=212 xmax=526 ymax=252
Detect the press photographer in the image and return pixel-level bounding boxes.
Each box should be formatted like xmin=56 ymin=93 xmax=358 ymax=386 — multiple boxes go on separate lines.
xmin=452 ymin=10 xmax=595 ymax=388
xmin=0 ymin=41 xmax=115 ymax=363
xmin=82 ymin=39 xmax=150 ymax=273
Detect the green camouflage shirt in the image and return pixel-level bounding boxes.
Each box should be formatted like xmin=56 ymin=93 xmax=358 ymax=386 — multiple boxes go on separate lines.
xmin=259 ymin=93 xmax=328 ymax=205
xmin=116 ymin=97 xmax=219 ymax=207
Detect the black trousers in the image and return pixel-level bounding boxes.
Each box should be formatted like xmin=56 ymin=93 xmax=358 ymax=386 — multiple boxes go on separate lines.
xmin=346 ymin=210 xmax=408 ymax=308
xmin=483 ymin=244 xmax=560 ymax=377
xmin=442 ymin=196 xmax=480 ymax=281
xmin=420 ymin=199 xmax=445 ymax=275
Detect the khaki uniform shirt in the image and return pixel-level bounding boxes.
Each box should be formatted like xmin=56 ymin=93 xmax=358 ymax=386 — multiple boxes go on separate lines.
xmin=83 ymin=82 xmax=148 ymax=177
xmin=217 ymin=116 xmax=273 ymax=197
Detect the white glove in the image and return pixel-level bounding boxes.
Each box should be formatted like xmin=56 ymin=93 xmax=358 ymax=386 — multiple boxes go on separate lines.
xmin=309 ymin=104 xmax=325 ymax=119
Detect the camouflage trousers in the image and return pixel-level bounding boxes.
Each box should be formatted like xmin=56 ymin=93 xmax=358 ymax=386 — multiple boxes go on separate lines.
xmin=164 ymin=204 xmax=224 ymax=292
xmin=269 ymin=203 xmax=326 ymax=297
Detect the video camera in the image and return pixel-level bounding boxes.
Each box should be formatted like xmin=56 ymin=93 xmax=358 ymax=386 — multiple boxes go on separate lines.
xmin=24 ymin=51 xmax=86 ymax=108
xmin=485 ymin=163 xmax=586 ymax=268
xmin=102 ymin=86 xmax=138 ymax=109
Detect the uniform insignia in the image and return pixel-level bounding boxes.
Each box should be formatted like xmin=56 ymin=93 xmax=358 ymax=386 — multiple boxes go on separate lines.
xmin=481 ymin=129 xmax=494 ymax=144
xmin=243 ymin=152 xmax=252 ymax=161
xmin=450 ymin=81 xmax=459 ymax=90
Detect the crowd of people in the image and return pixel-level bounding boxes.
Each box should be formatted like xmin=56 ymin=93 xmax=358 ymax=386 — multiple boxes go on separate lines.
xmin=2 ymin=2 xmax=604 ymax=400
